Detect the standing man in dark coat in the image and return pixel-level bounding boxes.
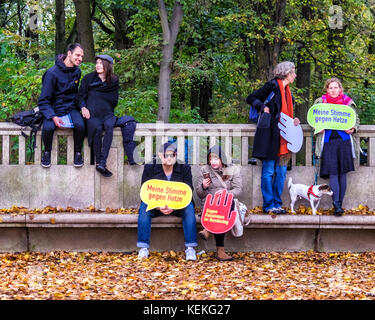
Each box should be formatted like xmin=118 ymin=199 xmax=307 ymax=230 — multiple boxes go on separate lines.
xmin=38 ymin=43 xmax=85 ymax=168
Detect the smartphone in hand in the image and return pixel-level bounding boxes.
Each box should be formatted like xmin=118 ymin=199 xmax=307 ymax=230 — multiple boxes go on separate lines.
xmin=203 ymin=172 xmax=210 ymax=179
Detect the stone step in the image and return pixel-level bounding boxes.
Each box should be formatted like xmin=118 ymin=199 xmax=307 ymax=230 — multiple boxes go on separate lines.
xmin=1 ymin=214 xmax=375 ymax=253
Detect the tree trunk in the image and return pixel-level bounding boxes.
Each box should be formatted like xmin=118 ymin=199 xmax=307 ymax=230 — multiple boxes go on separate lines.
xmin=17 ymin=0 xmax=22 ymax=36
xmin=255 ymin=40 xmax=272 ymax=81
xmin=157 ymin=0 xmax=183 ymax=123
xmin=112 ymin=7 xmax=133 ymax=50
xmin=66 ymin=19 xmax=78 ymax=45
xmin=296 ymin=57 xmax=310 ymax=124
xmin=73 ymin=0 xmax=95 ymax=62
xmin=272 ymin=0 xmax=286 ymax=69
xmin=190 ymin=77 xmax=212 ymax=122
xmin=55 ymin=0 xmax=66 ymax=54
xmin=369 ymin=7 xmax=375 ymax=55
xmin=370 ymin=39 xmax=375 ymax=55
xmin=25 ymin=4 xmax=39 ymax=61
xmin=254 ymin=0 xmax=287 ymax=81
xmin=295 ymin=5 xmax=312 ymax=124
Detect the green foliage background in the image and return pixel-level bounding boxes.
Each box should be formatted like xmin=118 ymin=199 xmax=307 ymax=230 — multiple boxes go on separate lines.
xmin=1 ymin=0 xmax=375 ymax=124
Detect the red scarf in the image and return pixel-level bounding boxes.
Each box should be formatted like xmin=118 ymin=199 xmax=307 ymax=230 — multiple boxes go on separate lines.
xmin=277 ymin=79 xmax=294 ymax=156
xmin=322 ymin=93 xmax=352 ymax=106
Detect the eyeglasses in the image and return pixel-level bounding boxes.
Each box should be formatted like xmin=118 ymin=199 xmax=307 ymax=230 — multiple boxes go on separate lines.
xmin=164 ymin=153 xmax=176 ymax=158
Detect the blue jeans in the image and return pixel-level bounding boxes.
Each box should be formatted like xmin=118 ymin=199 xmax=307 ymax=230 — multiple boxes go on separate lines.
xmin=261 ymin=160 xmax=287 ymax=211
xmin=137 ymin=201 xmax=198 ymax=249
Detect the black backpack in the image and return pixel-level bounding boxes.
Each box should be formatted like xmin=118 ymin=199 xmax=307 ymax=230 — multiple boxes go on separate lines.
xmin=10 ymin=107 xmax=44 ymax=162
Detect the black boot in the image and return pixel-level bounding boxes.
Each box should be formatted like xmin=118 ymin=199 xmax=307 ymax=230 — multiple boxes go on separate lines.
xmin=333 ymin=201 xmax=344 ymax=216
xmin=96 ymin=163 xmax=113 ymax=177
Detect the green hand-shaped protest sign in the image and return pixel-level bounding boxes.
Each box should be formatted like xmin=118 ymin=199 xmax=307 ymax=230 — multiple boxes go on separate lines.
xmin=307 ymin=103 xmax=357 ymax=134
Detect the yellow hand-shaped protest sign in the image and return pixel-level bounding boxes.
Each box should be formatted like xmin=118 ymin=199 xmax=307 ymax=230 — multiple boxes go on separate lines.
xmin=140 ymin=179 xmax=192 ymax=211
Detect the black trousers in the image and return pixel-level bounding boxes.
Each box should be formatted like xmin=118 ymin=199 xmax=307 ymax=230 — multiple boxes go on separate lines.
xmin=214 ymin=233 xmax=225 ymax=247
xmin=42 ymin=109 xmax=85 ymax=152
xmin=93 ymin=117 xmax=116 ymax=166
xmin=120 ymin=121 xmax=137 ymax=165
xmin=213 ymin=201 xmax=234 ymax=247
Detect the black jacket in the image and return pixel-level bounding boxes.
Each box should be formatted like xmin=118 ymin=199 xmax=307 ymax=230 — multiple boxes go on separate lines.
xmin=246 ymin=79 xmax=294 ymax=160
xmin=76 ymin=71 xmax=119 ymax=145
xmin=141 ymin=163 xmax=193 ymax=191
xmin=38 ymin=54 xmax=81 ymax=119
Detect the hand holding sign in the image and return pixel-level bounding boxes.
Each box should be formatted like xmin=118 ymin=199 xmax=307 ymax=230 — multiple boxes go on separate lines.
xmin=278 ymin=112 xmax=303 ymax=153
xmin=307 ymin=103 xmax=357 ymax=134
xmin=201 ymin=189 xmax=237 ymax=234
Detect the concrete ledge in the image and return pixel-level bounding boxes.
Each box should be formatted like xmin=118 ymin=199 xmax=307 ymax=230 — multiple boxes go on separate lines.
xmin=7 ymin=213 xmax=375 ymax=229
xmin=2 ymin=213 xmax=375 ymax=252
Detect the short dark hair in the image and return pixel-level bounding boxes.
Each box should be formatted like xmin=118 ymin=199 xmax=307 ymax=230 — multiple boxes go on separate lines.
xmin=66 ymin=43 xmax=83 ymax=54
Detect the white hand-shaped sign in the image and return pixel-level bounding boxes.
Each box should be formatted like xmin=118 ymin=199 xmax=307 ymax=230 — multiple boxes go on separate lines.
xmin=278 ymin=112 xmax=303 ymax=153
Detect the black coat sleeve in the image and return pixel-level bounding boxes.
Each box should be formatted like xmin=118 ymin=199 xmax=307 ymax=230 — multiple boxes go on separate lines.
xmin=76 ymin=74 xmax=91 ymax=109
xmin=246 ymin=81 xmax=275 ymax=112
xmin=38 ymin=70 xmax=57 ymax=119
xmin=112 ymin=78 xmax=119 ymax=110
xmin=182 ymin=164 xmax=194 ymax=191
xmin=141 ymin=164 xmax=153 ymax=185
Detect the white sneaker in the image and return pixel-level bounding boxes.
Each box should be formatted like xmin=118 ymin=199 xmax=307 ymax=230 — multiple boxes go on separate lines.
xmin=138 ymin=248 xmax=149 ymax=259
xmin=185 ymin=247 xmax=197 ymax=261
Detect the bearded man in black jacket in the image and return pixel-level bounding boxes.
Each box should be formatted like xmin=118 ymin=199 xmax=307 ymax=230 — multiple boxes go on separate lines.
xmin=38 ymin=43 xmax=86 ymax=168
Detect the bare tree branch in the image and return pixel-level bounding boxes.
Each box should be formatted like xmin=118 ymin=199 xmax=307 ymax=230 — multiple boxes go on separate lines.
xmin=96 ymin=3 xmax=116 ymax=29
xmin=92 ymin=17 xmax=114 ymax=35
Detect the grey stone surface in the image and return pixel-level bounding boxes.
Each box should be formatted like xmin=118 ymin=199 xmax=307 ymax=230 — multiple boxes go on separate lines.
xmin=0 ymin=159 xmax=375 ymax=211
xmin=28 ymin=227 xmax=134 ymax=252
xmin=0 ymin=165 xmax=30 ymax=208
xmin=0 ymin=228 xmax=28 ymax=252
xmin=123 ymin=165 xmax=144 ymax=208
xmin=1 ymin=214 xmax=375 ymax=252
xmin=317 ymin=229 xmax=375 ymax=252
xmin=29 ymin=166 xmax=95 ymax=209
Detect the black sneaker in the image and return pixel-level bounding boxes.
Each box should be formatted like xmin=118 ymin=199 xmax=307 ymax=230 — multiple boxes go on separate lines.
xmin=41 ymin=151 xmax=51 ymax=168
xmin=96 ymin=164 xmax=113 ymax=177
xmin=74 ymin=152 xmax=84 ymax=167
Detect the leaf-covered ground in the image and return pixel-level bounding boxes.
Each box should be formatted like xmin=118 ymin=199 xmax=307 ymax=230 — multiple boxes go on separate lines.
xmin=1 ymin=251 xmax=375 ymax=300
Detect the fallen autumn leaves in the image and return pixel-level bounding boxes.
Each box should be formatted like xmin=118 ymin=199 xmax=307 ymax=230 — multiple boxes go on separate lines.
xmin=1 ymin=251 xmax=375 ymax=300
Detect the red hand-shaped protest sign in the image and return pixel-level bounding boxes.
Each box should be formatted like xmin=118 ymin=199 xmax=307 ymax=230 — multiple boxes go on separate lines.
xmin=201 ymin=189 xmax=237 ymax=234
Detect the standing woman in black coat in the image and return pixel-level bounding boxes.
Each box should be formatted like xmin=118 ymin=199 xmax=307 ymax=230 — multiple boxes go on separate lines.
xmin=246 ymin=61 xmax=300 ymax=214
xmin=77 ymin=54 xmax=119 ymax=177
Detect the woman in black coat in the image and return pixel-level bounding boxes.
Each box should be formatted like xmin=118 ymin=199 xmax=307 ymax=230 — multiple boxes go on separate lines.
xmin=246 ymin=61 xmax=300 ymax=214
xmin=77 ymin=54 xmax=119 ymax=177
